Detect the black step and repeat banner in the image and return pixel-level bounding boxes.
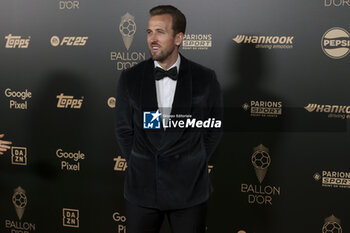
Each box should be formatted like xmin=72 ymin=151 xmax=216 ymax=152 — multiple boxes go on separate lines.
xmin=0 ymin=0 xmax=349 ymax=233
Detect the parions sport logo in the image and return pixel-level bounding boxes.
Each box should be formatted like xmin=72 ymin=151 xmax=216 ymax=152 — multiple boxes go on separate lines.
xmin=321 ymin=27 xmax=350 ymax=59
xmin=182 ymin=34 xmax=212 ymax=50
xmin=313 ymin=170 xmax=350 ymax=189
xmin=242 ymin=100 xmax=282 ymax=117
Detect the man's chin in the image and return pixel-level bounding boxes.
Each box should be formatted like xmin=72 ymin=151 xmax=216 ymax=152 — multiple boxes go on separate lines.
xmin=150 ymin=50 xmax=172 ymax=62
xmin=152 ymin=54 xmax=165 ymax=62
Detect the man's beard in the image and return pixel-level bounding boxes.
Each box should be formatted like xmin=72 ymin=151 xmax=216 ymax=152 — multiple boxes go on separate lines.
xmin=149 ymin=46 xmax=175 ymax=62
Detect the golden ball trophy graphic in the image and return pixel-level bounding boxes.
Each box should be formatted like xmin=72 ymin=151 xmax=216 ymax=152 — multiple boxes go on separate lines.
xmin=119 ymin=12 xmax=136 ymax=51
xmin=251 ymin=144 xmax=271 ymax=183
xmin=322 ymin=215 xmax=342 ymax=233
xmin=12 ymin=186 xmax=27 ymax=220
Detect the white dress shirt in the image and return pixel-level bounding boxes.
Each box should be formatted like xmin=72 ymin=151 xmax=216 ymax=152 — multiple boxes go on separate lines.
xmin=154 ymin=54 xmax=181 ymax=120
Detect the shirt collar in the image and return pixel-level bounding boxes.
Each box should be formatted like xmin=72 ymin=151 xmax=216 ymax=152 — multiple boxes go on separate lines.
xmin=154 ymin=54 xmax=181 ymax=74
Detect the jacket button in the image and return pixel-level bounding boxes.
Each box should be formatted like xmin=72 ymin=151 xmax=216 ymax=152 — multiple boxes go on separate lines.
xmin=175 ymin=154 xmax=180 ymax=159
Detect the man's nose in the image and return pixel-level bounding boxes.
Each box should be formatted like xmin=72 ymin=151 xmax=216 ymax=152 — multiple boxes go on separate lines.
xmin=149 ymin=34 xmax=157 ymax=43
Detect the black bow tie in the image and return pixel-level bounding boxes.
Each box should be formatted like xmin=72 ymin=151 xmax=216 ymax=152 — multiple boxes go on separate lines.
xmin=154 ymin=67 xmax=178 ymax=81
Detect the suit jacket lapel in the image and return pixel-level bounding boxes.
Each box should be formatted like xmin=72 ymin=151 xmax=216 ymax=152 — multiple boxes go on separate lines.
xmin=141 ymin=58 xmax=163 ymax=150
xmin=141 ymin=55 xmax=193 ymax=152
xmin=160 ymin=55 xmax=192 ymax=151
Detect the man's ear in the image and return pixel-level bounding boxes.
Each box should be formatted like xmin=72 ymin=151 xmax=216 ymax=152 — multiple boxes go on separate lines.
xmin=175 ymin=32 xmax=184 ymax=46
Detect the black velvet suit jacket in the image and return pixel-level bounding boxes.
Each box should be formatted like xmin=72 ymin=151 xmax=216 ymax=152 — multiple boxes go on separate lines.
xmin=115 ymin=54 xmax=223 ymax=210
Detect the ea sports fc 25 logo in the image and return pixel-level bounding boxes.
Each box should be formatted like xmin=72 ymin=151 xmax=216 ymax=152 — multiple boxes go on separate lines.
xmin=50 ymin=35 xmax=88 ymax=47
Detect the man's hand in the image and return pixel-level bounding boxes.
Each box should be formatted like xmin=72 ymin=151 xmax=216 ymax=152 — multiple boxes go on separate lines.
xmin=0 ymin=134 xmax=12 ymax=155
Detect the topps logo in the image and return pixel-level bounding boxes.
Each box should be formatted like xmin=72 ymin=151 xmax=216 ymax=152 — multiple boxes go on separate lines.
xmin=50 ymin=36 xmax=88 ymax=47
xmin=5 ymin=34 xmax=30 ymax=48
xmin=56 ymin=93 xmax=83 ymax=109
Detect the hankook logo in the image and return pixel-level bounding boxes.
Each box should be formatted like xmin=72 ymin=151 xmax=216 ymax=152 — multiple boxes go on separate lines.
xmin=50 ymin=35 xmax=88 ymax=47
xmin=321 ymin=27 xmax=350 ymax=59
xmin=233 ymin=34 xmax=294 ymax=49
xmin=305 ymin=103 xmax=350 ymax=119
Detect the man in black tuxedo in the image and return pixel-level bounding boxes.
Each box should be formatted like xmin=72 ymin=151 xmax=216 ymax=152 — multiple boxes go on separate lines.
xmin=115 ymin=5 xmax=223 ymax=233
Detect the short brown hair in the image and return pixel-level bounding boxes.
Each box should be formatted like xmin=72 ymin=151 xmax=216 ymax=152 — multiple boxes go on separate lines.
xmin=149 ymin=5 xmax=186 ymax=36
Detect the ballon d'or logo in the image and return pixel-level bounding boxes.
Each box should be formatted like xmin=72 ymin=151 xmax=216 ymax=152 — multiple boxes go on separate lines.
xmin=119 ymin=13 xmax=136 ymax=50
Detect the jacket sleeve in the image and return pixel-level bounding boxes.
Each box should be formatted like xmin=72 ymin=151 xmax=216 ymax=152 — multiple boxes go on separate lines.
xmin=203 ymin=71 xmax=223 ymax=160
xmin=115 ymin=70 xmax=134 ymax=160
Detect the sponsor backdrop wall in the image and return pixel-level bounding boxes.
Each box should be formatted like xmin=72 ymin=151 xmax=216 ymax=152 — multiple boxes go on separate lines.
xmin=0 ymin=0 xmax=349 ymax=232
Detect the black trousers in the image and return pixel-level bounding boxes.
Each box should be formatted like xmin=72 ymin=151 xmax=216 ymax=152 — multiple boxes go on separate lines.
xmin=126 ymin=200 xmax=207 ymax=233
